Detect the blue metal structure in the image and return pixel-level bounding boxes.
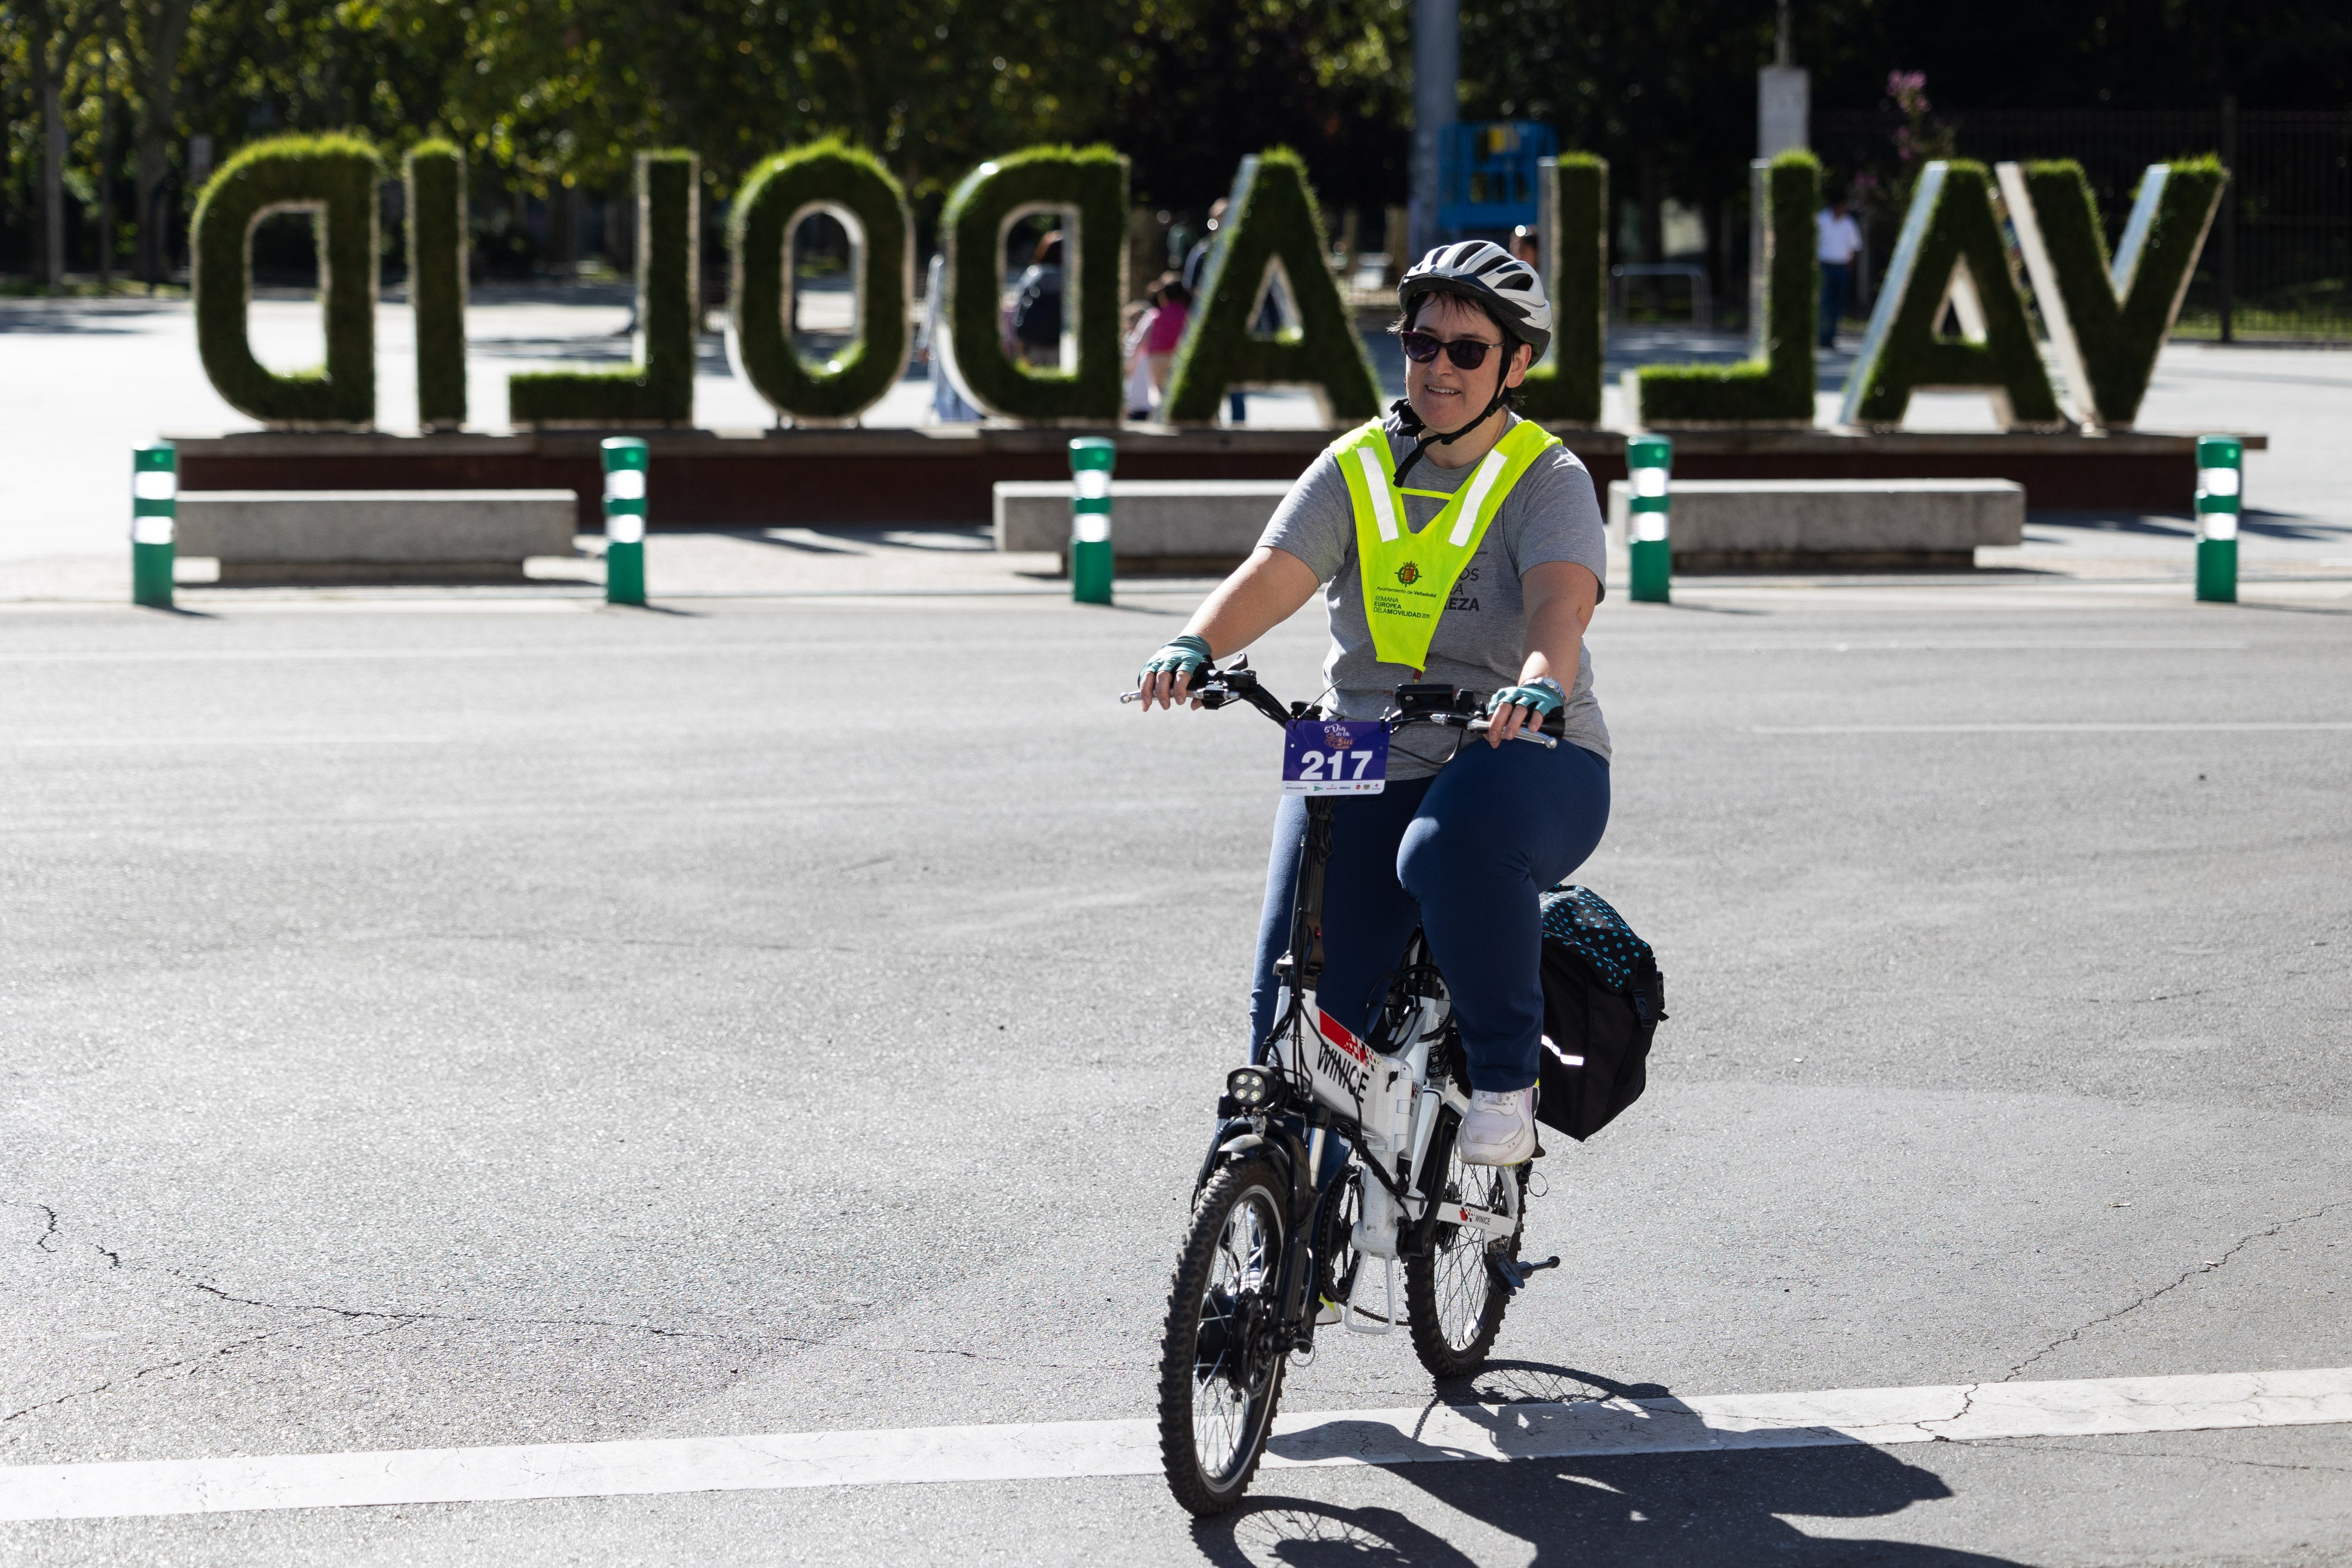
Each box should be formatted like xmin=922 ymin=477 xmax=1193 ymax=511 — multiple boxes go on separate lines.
xmin=1436 ymin=121 xmax=1559 ymax=233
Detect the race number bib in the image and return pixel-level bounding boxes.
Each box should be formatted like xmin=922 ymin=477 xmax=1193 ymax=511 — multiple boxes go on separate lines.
xmin=1282 ymin=719 xmax=1388 ymax=795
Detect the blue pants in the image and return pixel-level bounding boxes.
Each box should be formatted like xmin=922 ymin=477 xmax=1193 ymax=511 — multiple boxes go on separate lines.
xmin=1819 ymin=262 xmax=1853 ymax=347
xmin=1248 ymin=740 xmax=1611 ymax=1094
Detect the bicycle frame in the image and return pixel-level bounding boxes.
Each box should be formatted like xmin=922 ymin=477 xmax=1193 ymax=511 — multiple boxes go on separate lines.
xmin=1178 ymin=660 xmax=1548 ymax=1353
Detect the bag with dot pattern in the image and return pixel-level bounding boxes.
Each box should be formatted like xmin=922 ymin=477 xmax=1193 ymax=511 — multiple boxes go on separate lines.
xmin=1534 ymin=884 xmax=1666 ymax=1141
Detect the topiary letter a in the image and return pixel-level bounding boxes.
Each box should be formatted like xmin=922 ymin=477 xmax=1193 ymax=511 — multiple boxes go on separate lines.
xmin=191 ymin=133 xmax=383 ymax=429
xmin=509 ymin=152 xmax=699 ymax=427
xmin=1162 ymin=150 xmax=1379 ymax=426
xmin=1840 ymin=160 xmax=2063 ymax=430
xmin=1999 ymin=158 xmax=2226 ymax=430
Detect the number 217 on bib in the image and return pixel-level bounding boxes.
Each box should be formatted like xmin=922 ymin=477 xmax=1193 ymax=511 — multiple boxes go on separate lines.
xmin=1282 ymin=719 xmax=1389 ymax=795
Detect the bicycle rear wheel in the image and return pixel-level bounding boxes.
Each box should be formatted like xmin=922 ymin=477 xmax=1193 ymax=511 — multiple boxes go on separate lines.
xmin=1403 ymin=1127 xmax=1525 ymax=1380
xmin=1158 ymin=1155 xmax=1289 ymax=1515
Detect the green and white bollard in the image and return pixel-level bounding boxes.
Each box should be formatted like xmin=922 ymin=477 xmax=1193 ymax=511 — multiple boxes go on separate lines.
xmin=1070 ymin=437 xmax=1115 ymax=605
xmin=131 ymin=443 xmax=177 ymax=609
xmin=601 ymin=437 xmax=649 ymax=607
xmin=2195 ymin=435 xmax=2241 ymax=605
xmin=1628 ymin=435 xmax=1672 ymax=604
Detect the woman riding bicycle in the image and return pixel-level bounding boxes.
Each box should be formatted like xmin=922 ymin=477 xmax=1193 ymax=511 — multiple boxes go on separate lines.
xmin=1135 ymin=242 xmax=1611 ymax=1169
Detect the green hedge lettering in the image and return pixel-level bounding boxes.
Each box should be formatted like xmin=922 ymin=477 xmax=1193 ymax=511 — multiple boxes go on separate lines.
xmin=1840 ymin=159 xmax=2063 ymax=430
xmin=1514 ymin=153 xmax=1606 ymax=426
xmin=1636 ymin=152 xmax=1817 ymax=426
xmin=1162 ymin=149 xmax=1379 ymax=426
xmin=940 ymin=145 xmax=1127 ymax=423
xmin=406 ymin=141 xmax=466 ymax=430
xmin=191 ymin=132 xmax=383 ymax=429
xmin=2007 ymin=156 xmax=2226 ymax=429
xmin=729 ymin=141 xmax=912 ymax=424
xmin=509 ymin=151 xmax=699 ymax=427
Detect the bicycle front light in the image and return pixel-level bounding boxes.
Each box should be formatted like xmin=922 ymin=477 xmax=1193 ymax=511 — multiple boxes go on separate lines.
xmin=1225 ymin=1066 xmax=1277 ymax=1111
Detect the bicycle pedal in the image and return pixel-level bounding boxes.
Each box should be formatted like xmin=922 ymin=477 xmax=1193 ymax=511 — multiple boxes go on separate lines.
xmin=1491 ymin=1255 xmax=1562 ymax=1295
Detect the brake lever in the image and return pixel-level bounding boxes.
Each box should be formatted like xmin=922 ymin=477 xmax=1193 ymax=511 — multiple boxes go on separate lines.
xmin=1464 ymin=718 xmax=1559 ymax=749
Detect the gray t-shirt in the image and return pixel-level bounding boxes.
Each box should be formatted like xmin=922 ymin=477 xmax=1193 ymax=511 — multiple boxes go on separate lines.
xmin=1258 ymin=412 xmax=1611 ymax=777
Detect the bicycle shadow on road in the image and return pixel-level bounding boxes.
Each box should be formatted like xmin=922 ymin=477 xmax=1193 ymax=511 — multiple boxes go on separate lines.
xmin=1188 ymin=1361 xmax=2029 ymax=1568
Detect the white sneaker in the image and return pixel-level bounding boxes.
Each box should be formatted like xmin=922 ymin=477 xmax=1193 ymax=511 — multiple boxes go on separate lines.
xmin=1458 ymin=1087 xmax=1538 ymax=1166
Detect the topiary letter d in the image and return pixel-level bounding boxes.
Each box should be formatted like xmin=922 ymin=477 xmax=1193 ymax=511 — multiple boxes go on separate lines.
xmin=191 ymin=133 xmax=384 ymax=429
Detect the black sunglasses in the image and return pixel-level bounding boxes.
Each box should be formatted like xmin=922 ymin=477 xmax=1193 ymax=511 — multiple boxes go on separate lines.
xmin=1397 ymin=329 xmax=1505 ymax=370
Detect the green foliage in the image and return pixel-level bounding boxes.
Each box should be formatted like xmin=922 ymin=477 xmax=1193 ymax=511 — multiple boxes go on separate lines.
xmin=406 ymin=141 xmax=467 ymax=430
xmin=189 ymin=132 xmax=383 ymax=429
xmin=1514 ymin=154 xmax=1606 ymax=426
xmin=1845 ymin=160 xmax=2063 ymax=429
xmin=1161 ymin=148 xmax=1379 ymax=426
xmin=1636 ymin=152 xmax=1817 ymax=426
xmin=940 ymin=145 xmax=1127 ymax=423
xmin=2020 ymin=156 xmax=2226 ymax=428
xmin=730 ymin=141 xmax=911 ymax=424
xmin=509 ymin=152 xmax=699 ymax=427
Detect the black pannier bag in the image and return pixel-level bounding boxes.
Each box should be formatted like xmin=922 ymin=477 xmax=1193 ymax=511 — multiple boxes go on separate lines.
xmin=1532 ymin=885 xmax=1666 ymax=1141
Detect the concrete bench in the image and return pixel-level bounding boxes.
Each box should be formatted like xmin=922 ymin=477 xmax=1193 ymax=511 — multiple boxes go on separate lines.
xmin=176 ymin=490 xmax=579 ymax=584
xmin=1605 ymin=478 xmax=2024 ymax=571
xmin=993 ymin=480 xmax=1291 ymax=574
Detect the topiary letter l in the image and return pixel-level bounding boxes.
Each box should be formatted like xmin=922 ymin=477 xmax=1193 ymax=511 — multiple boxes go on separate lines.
xmin=509 ymin=152 xmax=700 ymax=427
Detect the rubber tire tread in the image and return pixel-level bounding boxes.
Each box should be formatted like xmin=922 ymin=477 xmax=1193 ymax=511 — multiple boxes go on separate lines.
xmin=1157 ymin=1155 xmax=1289 ymax=1516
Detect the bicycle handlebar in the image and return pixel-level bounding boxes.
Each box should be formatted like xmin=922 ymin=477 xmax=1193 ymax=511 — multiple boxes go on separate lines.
xmin=1121 ymin=660 xmax=1563 ymax=747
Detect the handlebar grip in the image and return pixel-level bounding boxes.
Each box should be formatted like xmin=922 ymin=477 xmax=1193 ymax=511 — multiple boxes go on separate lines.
xmin=1465 ymin=718 xmax=1559 ymax=749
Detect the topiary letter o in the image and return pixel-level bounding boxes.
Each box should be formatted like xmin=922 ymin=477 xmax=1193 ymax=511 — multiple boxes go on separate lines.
xmin=729 ymin=141 xmax=913 ymax=425
xmin=191 ymin=133 xmax=383 ymax=429
xmin=940 ymin=146 xmax=1127 ymax=423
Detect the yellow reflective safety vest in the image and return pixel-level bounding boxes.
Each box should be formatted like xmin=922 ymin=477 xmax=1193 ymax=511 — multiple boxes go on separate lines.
xmin=1329 ymin=417 xmax=1565 ymax=673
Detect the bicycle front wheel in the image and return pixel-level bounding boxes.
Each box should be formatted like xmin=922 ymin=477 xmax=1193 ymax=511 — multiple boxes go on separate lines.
xmin=1157 ymin=1155 xmax=1289 ymax=1515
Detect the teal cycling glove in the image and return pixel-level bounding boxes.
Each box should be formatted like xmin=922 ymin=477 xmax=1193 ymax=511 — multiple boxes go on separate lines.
xmin=1486 ymin=676 xmax=1564 ymax=717
xmin=1140 ymin=633 xmax=1214 ymax=687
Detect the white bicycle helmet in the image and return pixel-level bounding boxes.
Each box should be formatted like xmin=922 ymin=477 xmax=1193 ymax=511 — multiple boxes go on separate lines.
xmin=1399 ymin=240 xmax=1552 ymax=360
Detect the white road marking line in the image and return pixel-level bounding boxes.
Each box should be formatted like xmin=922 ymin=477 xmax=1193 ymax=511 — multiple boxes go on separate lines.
xmin=1593 ymin=641 xmax=2253 ymax=653
xmin=2 ymin=1367 xmax=2347 ymax=1522
xmin=2 ymin=736 xmax=450 ymax=748
xmin=1751 ymin=721 xmax=2352 ymax=734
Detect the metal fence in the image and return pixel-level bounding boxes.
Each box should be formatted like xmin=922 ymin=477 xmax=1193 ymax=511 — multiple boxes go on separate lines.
xmin=1813 ymin=106 xmax=2352 ymax=340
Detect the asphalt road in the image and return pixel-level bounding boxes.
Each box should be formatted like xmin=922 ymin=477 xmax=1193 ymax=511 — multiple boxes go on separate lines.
xmin=3 ymin=582 xmax=2349 ymax=1564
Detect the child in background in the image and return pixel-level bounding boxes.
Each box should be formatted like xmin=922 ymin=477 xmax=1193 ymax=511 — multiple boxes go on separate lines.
xmin=1145 ymin=275 xmax=1191 ymax=407
xmin=1124 ymin=299 xmax=1157 ymax=420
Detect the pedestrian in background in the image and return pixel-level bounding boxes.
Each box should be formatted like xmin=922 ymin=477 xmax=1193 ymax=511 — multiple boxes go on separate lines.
xmin=1145 ymin=275 xmax=1190 ymax=398
xmin=921 ymin=252 xmax=981 ymax=423
xmin=1183 ymin=201 xmax=1248 ymax=423
xmin=1124 ymin=273 xmax=1193 ymax=420
xmin=1011 ymin=232 xmax=1065 ymax=369
xmin=1816 ymin=195 xmax=1863 ymax=350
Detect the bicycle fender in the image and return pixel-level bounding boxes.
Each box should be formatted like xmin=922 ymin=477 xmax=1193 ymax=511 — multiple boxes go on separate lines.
xmin=1190 ymin=1121 xmax=1274 ymax=1203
